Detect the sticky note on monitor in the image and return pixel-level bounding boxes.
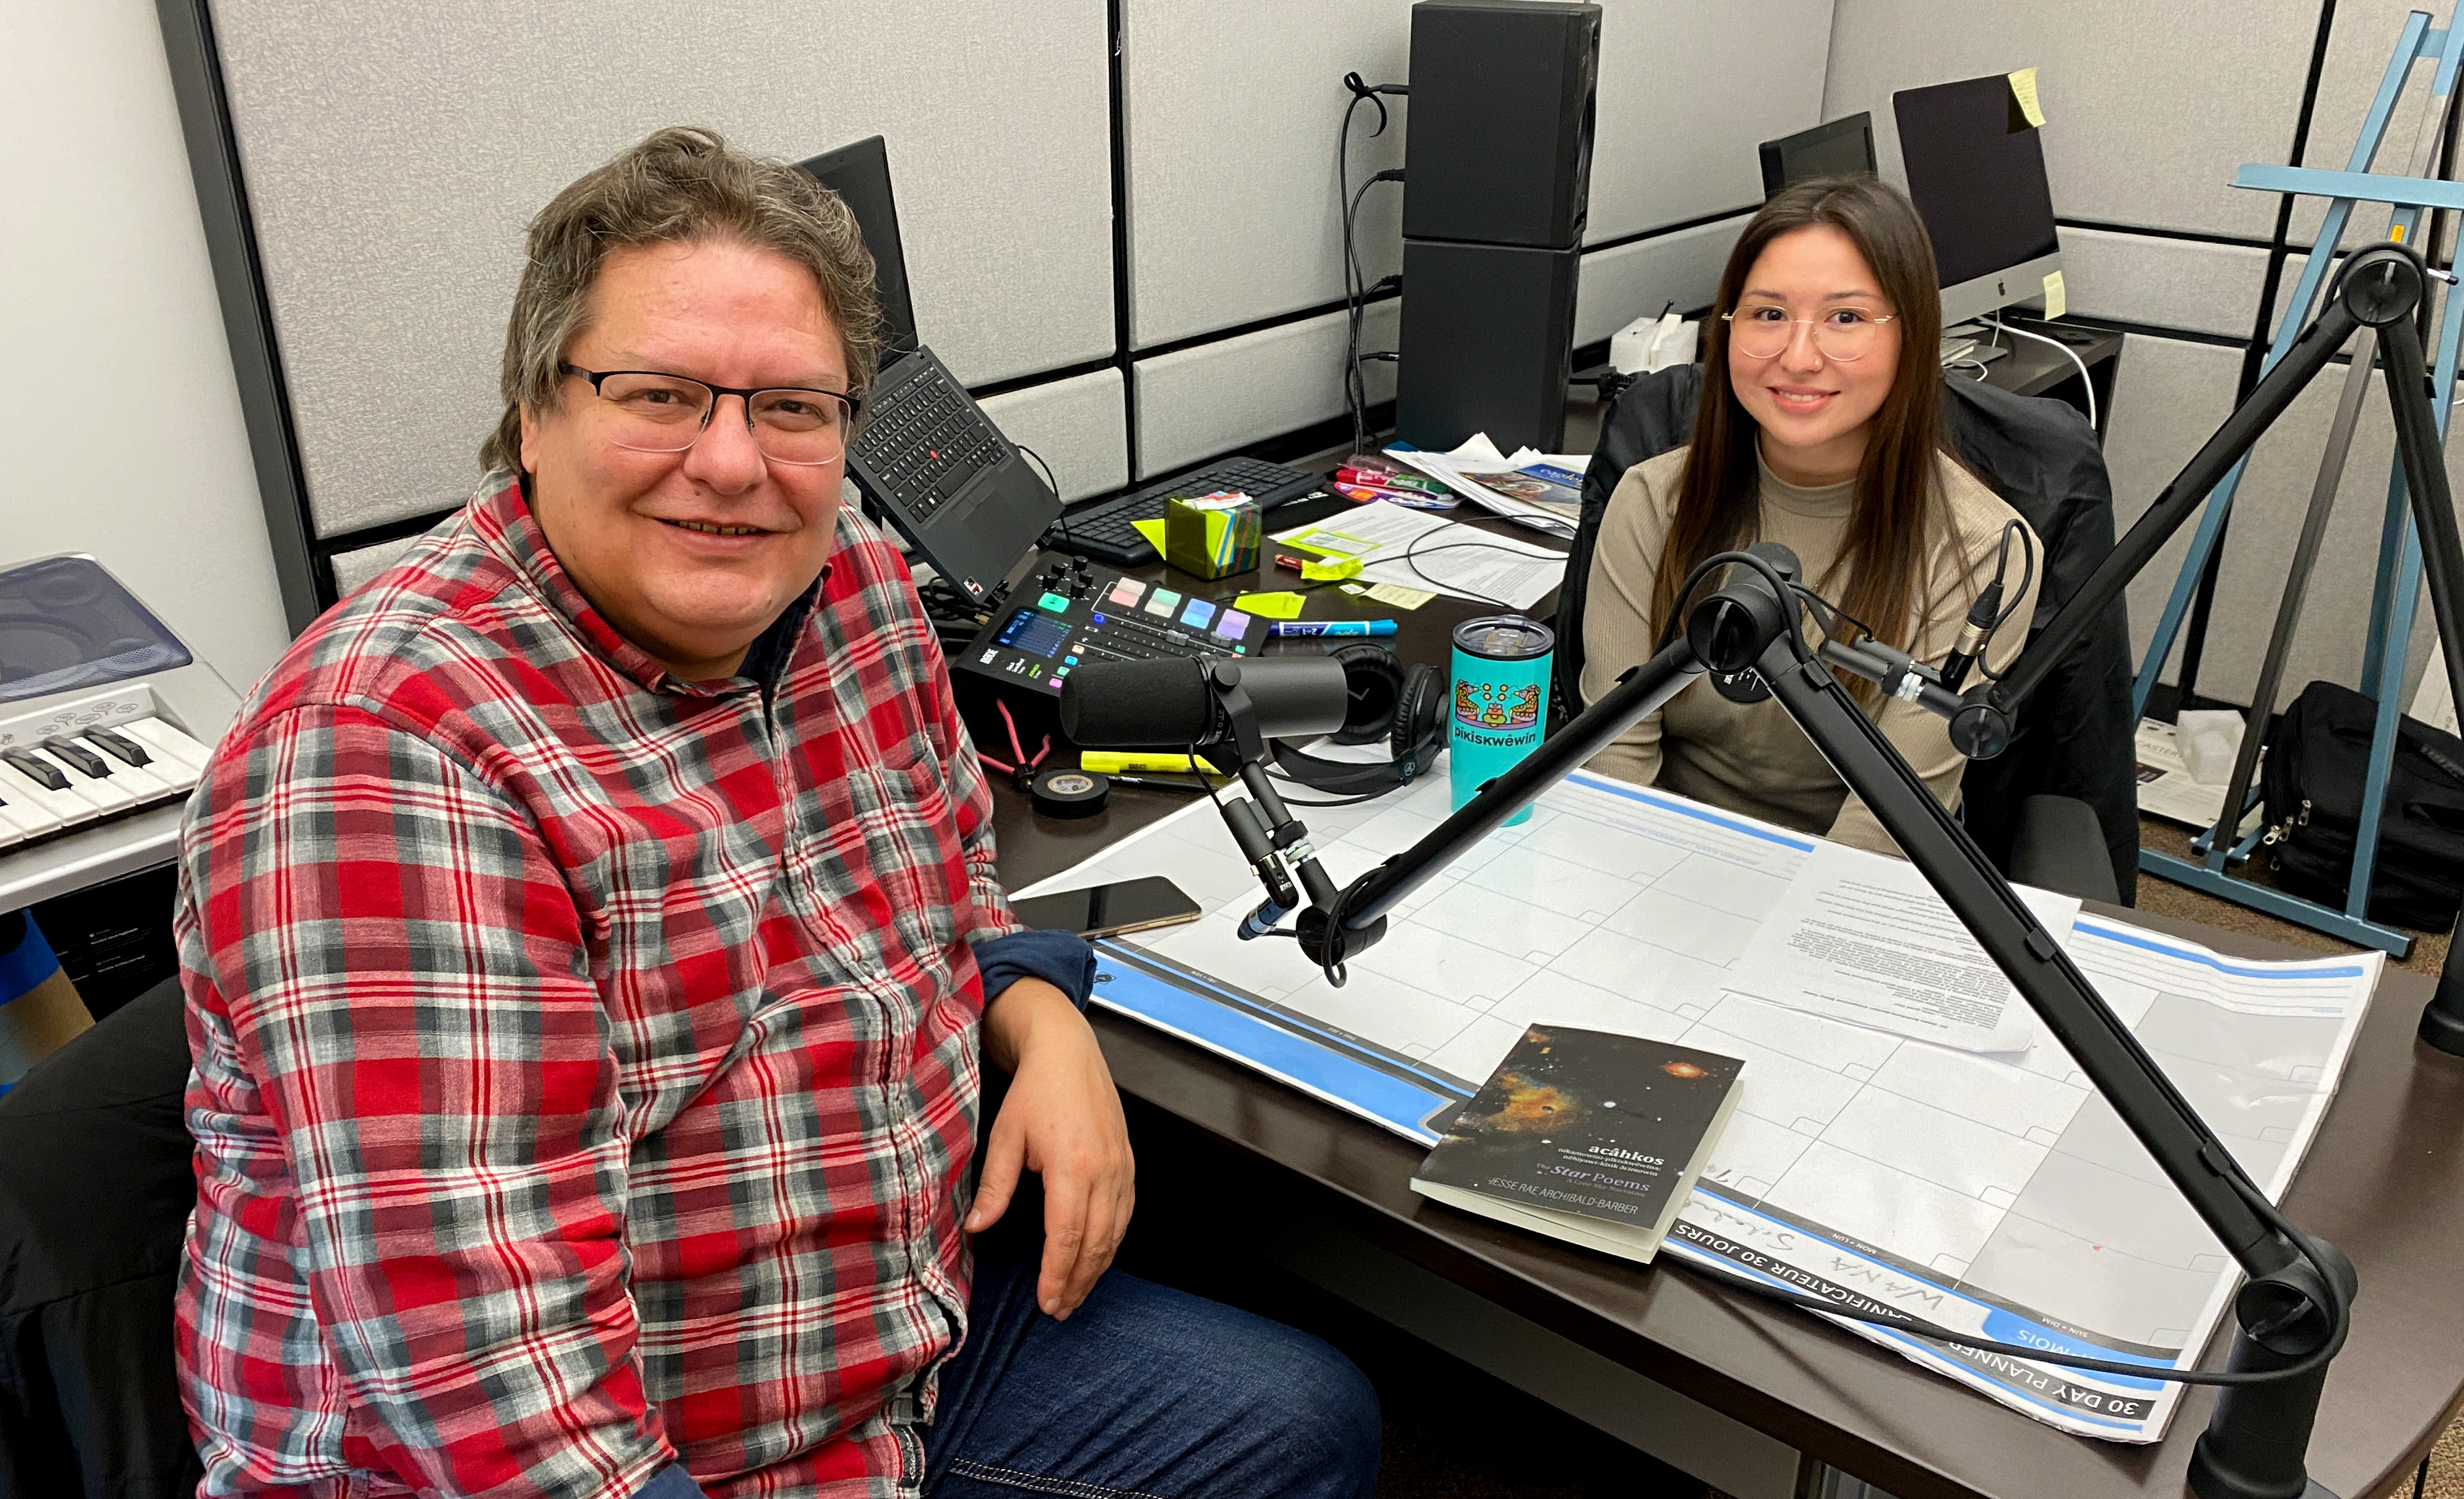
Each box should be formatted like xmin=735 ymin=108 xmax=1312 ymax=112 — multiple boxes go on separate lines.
xmin=2006 ymin=67 xmax=2045 ymax=130
xmin=2041 ymin=269 xmax=2067 ymax=320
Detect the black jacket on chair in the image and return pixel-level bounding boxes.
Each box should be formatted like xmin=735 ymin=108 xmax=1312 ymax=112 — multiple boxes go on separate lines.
xmin=1564 ymin=363 xmax=2139 ymax=903
xmin=0 ymin=977 xmax=201 ymax=1499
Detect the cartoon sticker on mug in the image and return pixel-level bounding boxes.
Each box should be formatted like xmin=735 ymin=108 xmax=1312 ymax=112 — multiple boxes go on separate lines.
xmin=1456 ymin=679 xmax=1542 ymax=730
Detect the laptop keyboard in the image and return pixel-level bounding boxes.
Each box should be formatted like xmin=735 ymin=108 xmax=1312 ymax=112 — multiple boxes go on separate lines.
xmin=856 ymin=365 xmax=1005 ymax=521
xmin=1057 ymin=456 xmax=1327 ymax=565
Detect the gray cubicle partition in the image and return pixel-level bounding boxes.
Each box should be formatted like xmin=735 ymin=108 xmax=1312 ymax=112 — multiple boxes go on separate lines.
xmin=154 ymin=0 xmax=1828 ymax=628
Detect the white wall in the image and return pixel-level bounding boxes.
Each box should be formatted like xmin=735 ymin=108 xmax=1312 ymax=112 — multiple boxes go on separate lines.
xmin=0 ymin=0 xmax=289 ymax=694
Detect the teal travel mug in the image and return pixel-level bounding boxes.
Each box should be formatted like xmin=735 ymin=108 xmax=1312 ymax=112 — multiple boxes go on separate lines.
xmin=1449 ymin=615 xmax=1555 ymax=826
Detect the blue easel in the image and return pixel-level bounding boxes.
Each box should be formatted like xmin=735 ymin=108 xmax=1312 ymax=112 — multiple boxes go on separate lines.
xmin=2136 ymin=8 xmax=2464 ymax=957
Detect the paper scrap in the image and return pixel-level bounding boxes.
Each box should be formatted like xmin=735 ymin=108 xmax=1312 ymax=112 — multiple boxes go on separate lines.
xmin=1361 ymin=582 xmax=1435 ymax=609
xmin=1131 ymin=518 xmax=1167 ymax=551
xmin=2007 ymin=67 xmax=2045 ymax=130
xmin=1720 ymin=840 xmax=2080 ymax=1054
xmin=1232 ymin=590 xmax=1307 ymax=620
xmin=2041 ymin=269 xmax=2067 ymax=320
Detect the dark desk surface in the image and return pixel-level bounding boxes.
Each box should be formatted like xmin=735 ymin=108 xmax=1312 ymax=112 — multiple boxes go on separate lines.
xmin=991 ymin=456 xmax=2464 ymax=1499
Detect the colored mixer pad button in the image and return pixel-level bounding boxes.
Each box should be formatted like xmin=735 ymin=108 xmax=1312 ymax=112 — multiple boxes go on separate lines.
xmin=1213 ymin=609 xmax=1250 ymax=639
xmin=1108 ymin=579 xmax=1146 ymax=608
xmin=1038 ymin=591 xmax=1072 ymax=612
xmin=1180 ymin=598 xmax=1217 ymax=629
xmin=1144 ymin=588 xmax=1182 ymax=618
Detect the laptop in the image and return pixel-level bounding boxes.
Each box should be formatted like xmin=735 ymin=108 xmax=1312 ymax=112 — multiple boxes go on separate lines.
xmin=799 ymin=137 xmax=1059 ymax=603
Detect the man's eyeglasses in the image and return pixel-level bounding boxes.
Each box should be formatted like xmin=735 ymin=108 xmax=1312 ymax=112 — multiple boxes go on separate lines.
xmin=561 ymin=365 xmax=861 ymax=466
xmin=1720 ymin=303 xmax=1899 ymax=363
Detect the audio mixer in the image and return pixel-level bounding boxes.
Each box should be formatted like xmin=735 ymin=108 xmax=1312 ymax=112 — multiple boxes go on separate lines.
xmin=952 ymin=552 xmax=1268 ymax=698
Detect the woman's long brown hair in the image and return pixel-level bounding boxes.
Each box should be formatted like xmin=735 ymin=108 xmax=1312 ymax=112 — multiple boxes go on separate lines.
xmin=1649 ymin=175 xmax=1957 ymax=692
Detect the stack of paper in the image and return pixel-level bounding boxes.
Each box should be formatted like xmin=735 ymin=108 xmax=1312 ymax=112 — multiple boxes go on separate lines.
xmin=1388 ymin=434 xmax=1591 ymax=533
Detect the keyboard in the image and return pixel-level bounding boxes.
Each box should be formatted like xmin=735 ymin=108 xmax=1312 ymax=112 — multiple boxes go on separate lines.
xmin=0 ymin=716 xmax=208 ymax=847
xmin=854 ymin=358 xmax=1005 ymax=524
xmin=1055 ymin=456 xmax=1328 ymax=566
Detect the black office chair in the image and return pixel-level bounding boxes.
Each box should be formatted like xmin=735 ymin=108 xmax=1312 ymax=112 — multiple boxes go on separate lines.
xmin=1561 ymin=363 xmax=2138 ymax=905
xmin=0 ymin=976 xmax=202 ymax=1499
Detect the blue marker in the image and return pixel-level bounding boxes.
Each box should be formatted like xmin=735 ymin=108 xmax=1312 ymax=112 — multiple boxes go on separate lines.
xmin=1267 ymin=619 xmax=1397 ymax=638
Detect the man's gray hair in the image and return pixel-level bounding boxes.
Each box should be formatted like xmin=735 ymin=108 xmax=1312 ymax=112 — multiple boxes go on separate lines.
xmin=480 ymin=126 xmax=883 ymax=475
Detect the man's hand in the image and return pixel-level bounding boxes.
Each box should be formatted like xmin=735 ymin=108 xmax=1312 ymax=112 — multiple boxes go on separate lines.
xmin=967 ymin=977 xmax=1134 ymax=1319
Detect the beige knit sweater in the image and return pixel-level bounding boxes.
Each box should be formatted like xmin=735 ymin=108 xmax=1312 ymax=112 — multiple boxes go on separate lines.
xmin=1578 ymin=445 xmax=2040 ymax=856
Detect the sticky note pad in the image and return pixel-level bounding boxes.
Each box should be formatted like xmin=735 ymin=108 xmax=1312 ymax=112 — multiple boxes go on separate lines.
xmin=1131 ymin=518 xmax=1167 ymax=552
xmin=2041 ymin=269 xmax=2067 ymax=320
xmin=1232 ymin=590 xmax=1308 ymax=620
xmin=2007 ymin=67 xmax=2045 ymax=130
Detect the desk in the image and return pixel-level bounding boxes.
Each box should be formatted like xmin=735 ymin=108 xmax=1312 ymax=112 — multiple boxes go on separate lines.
xmin=990 ymin=495 xmax=2464 ymax=1499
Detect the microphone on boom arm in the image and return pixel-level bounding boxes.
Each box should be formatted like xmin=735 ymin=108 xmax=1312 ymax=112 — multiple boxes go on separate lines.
xmin=1061 ymin=656 xmax=1356 ymax=944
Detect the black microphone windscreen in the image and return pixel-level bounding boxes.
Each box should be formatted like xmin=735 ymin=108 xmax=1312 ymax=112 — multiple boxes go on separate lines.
xmin=1060 ymin=658 xmax=1218 ymax=748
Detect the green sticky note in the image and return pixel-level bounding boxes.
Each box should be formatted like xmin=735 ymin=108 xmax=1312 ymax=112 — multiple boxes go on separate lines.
xmin=1131 ymin=518 xmax=1167 ymax=552
xmin=1233 ymin=590 xmax=1308 ymax=620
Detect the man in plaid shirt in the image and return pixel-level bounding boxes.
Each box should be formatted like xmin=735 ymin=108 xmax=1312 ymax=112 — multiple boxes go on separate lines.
xmin=174 ymin=129 xmax=1376 ymax=1499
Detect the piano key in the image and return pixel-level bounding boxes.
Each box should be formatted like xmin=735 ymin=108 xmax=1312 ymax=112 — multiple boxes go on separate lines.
xmin=0 ymin=760 xmax=86 ymax=835
xmin=0 ymin=749 xmax=68 ymax=792
xmin=82 ymin=727 xmax=152 ymax=768
xmin=56 ymin=734 xmax=182 ymax=801
xmin=42 ymin=738 xmax=110 ymax=779
xmin=25 ymin=746 xmax=139 ymax=817
xmin=0 ymin=799 xmax=27 ymax=851
xmin=120 ymin=718 xmax=211 ymax=776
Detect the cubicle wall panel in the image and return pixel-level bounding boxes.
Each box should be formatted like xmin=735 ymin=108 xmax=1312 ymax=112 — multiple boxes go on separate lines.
xmin=1134 ymin=301 xmax=1399 ymax=479
xmin=2099 ymin=335 xmax=2245 ymax=688
xmin=329 ymin=533 xmax=429 ymax=598
xmin=1820 ymin=0 xmax=2316 ymax=242
xmin=2054 ymin=229 xmax=2271 ymax=342
xmin=2103 ymin=331 xmax=2448 ymax=707
xmin=980 ymin=370 xmax=1130 ymax=505
xmin=207 ymin=0 xmax=1114 ymax=540
xmin=1572 ymin=214 xmax=1749 ymax=347
xmin=1579 ymin=0 xmax=1832 ymax=246
xmin=1121 ymin=0 xmax=1414 ymax=350
xmin=1122 ymin=0 xmax=1828 ymax=352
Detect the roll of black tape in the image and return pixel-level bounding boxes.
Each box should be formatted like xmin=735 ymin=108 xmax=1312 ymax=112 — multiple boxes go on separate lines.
xmin=1030 ymin=766 xmax=1110 ymax=818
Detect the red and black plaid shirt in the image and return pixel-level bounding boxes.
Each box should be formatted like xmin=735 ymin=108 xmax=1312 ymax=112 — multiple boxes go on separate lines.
xmin=176 ymin=472 xmax=1022 ymax=1498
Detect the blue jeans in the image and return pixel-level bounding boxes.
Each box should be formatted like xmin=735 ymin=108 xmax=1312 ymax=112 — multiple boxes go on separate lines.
xmin=921 ymin=1244 xmax=1380 ymax=1498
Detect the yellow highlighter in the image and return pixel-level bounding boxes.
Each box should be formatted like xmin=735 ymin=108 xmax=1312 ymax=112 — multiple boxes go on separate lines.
xmin=1079 ymin=751 xmax=1207 ymax=775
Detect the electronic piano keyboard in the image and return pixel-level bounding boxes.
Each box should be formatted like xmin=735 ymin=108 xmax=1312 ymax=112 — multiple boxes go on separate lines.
xmin=0 ymin=555 xmax=239 ymax=911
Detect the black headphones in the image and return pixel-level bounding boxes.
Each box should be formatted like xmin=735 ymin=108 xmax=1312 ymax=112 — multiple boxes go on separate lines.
xmin=1269 ymin=642 xmax=1448 ymax=796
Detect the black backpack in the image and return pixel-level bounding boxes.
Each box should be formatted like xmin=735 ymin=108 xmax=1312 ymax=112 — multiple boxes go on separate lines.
xmin=2261 ymin=679 xmax=2464 ymax=929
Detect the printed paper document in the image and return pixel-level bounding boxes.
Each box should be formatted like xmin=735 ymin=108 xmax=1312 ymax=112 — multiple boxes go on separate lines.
xmin=1723 ymin=841 xmax=2079 ymax=1054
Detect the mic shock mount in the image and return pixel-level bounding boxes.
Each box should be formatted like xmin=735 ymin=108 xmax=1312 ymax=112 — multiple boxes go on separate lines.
xmin=1208 ymin=248 xmax=2464 ymax=1496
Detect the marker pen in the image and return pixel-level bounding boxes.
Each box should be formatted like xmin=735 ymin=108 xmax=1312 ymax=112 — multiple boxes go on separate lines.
xmin=1267 ymin=620 xmax=1398 ymax=638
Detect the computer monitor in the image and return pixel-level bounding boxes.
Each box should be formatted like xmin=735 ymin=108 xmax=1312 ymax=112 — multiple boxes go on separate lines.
xmin=796 ymin=135 xmax=920 ymax=357
xmin=1891 ymin=75 xmax=2062 ymax=326
xmin=1758 ymin=113 xmax=1876 ymax=199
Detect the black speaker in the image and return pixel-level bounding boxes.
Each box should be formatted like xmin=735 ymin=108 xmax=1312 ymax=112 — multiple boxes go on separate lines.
xmin=1401 ymin=1 xmax=1601 ymax=248
xmin=1396 ymin=239 xmax=1582 ymax=454
xmin=1395 ymin=0 xmax=1600 ymax=452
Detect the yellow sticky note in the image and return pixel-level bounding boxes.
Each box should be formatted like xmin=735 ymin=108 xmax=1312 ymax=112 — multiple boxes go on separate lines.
xmin=1297 ymin=554 xmax=1364 ymax=583
xmin=1362 ymin=582 xmax=1436 ymax=610
xmin=1233 ymin=590 xmax=1308 ymax=620
xmin=2007 ymin=67 xmax=2045 ymax=130
xmin=2041 ymin=269 xmax=2067 ymax=320
xmin=1131 ymin=518 xmax=1167 ymax=552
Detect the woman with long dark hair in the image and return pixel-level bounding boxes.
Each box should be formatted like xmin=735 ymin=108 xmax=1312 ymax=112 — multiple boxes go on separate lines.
xmin=1580 ymin=175 xmax=2039 ymax=854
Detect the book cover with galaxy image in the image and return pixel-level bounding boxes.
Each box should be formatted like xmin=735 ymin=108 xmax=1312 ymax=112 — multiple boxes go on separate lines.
xmin=1410 ymin=1025 xmax=1744 ymax=1264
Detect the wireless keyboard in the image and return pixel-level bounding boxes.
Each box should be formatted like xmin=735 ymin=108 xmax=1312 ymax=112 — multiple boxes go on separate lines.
xmin=1054 ymin=456 xmax=1327 ymax=566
